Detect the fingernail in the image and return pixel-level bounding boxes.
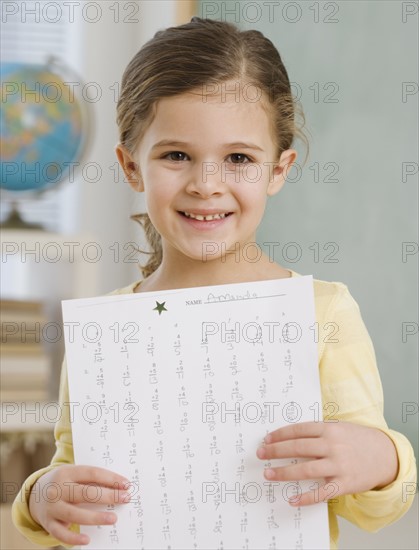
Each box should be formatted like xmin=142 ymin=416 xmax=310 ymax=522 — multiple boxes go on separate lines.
xmin=106 ymin=513 xmax=116 ymax=524
xmin=120 ymin=492 xmax=131 ymax=502
xmin=256 ymin=447 xmax=266 ymax=459
xmin=264 ymin=434 xmax=272 ymax=444
xmin=264 ymin=468 xmax=275 ymax=480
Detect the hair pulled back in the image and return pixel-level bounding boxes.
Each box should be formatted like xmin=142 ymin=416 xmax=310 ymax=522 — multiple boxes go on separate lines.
xmin=116 ymin=16 xmax=308 ymax=279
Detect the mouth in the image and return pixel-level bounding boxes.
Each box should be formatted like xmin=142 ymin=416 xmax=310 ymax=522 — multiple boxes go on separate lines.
xmin=178 ymin=211 xmax=233 ymax=221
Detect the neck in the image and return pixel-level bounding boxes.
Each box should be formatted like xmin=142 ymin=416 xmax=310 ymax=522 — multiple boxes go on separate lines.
xmin=137 ymin=248 xmax=291 ymax=292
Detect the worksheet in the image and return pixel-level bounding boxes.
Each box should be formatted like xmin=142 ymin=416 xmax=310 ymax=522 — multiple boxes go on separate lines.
xmin=62 ymin=275 xmax=330 ymax=549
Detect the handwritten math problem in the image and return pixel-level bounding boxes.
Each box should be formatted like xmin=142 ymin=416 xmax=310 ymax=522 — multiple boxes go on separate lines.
xmin=62 ymin=275 xmax=329 ymax=549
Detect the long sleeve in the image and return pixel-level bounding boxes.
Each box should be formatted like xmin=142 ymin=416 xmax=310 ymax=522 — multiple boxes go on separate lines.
xmin=11 ymin=277 xmax=417 ymax=549
xmin=11 ymin=281 xmax=138 ymax=547
xmin=316 ymin=281 xmax=417 ymax=541
xmin=11 ymin=356 xmax=78 ymax=548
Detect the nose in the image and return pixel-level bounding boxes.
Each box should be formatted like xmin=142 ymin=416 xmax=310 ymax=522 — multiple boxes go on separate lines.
xmin=185 ymin=161 xmax=226 ymax=198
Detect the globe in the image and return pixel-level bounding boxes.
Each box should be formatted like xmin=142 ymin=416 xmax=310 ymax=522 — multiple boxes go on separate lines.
xmin=0 ymin=58 xmax=90 ymax=194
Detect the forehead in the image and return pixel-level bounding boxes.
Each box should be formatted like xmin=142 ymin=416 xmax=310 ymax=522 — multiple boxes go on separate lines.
xmin=138 ymin=86 xmax=275 ymax=152
xmin=181 ymin=80 xmax=268 ymax=103
xmin=158 ymin=83 xmax=270 ymax=113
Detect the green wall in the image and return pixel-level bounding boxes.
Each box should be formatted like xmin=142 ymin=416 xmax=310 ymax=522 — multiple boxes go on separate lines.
xmin=197 ymin=0 xmax=418 ymax=456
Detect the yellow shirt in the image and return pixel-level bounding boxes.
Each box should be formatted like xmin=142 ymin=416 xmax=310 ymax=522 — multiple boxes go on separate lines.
xmin=11 ymin=270 xmax=417 ymax=549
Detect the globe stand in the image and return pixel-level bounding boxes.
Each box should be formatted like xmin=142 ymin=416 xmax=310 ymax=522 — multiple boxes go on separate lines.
xmin=1 ymin=205 xmax=44 ymax=230
xmin=1 ymin=57 xmax=92 ymax=232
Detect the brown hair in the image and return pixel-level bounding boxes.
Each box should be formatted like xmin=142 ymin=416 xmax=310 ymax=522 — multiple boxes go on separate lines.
xmin=116 ymin=16 xmax=309 ymax=279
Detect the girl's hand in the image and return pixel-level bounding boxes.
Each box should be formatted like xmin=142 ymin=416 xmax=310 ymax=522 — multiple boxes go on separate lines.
xmin=28 ymin=464 xmax=131 ymax=546
xmin=256 ymin=421 xmax=399 ymax=506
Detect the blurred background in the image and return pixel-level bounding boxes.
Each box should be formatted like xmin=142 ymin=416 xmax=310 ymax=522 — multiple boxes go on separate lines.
xmin=1 ymin=1 xmax=417 ymax=548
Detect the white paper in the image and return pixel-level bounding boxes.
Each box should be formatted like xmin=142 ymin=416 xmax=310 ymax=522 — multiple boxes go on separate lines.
xmin=62 ymin=275 xmax=330 ymax=550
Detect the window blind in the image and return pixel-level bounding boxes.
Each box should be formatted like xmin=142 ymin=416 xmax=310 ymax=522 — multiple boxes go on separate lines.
xmin=1 ymin=0 xmax=77 ymax=232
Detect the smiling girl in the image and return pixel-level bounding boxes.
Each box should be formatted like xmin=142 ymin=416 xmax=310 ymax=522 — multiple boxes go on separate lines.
xmin=117 ymin=89 xmax=295 ymax=290
xmin=12 ymin=16 xmax=416 ymax=549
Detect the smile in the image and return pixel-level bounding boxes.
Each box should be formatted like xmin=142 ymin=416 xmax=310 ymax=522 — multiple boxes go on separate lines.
xmin=181 ymin=212 xmax=232 ymax=221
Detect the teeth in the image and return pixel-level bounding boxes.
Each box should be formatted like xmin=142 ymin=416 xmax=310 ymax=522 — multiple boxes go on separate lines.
xmin=183 ymin=212 xmax=227 ymax=221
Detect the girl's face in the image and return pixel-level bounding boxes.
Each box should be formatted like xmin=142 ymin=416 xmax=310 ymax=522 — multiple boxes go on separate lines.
xmin=117 ymin=83 xmax=296 ymax=266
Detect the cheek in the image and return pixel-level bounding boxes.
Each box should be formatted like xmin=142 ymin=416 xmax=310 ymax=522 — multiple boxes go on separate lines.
xmin=143 ymin=180 xmax=176 ymax=230
xmin=236 ymin=164 xmax=271 ymax=192
xmin=240 ymin=189 xmax=269 ymax=229
xmin=143 ymin=167 xmax=169 ymax=206
xmin=146 ymin=186 xmax=168 ymax=208
xmin=238 ymin=183 xmax=268 ymax=211
xmin=145 ymin=194 xmax=165 ymax=230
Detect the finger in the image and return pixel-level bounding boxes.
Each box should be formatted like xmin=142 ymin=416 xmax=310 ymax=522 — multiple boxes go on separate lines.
xmin=68 ymin=465 xmax=130 ymax=489
xmin=263 ymin=458 xmax=335 ymax=482
xmin=265 ymin=422 xmax=325 ymax=444
xmin=54 ymin=501 xmax=118 ymax=527
xmin=61 ymin=482 xmax=131 ymax=505
xmin=289 ymin=481 xmax=342 ymax=507
xmin=257 ymin=438 xmax=327 ymax=460
xmin=46 ymin=519 xmax=90 ymax=546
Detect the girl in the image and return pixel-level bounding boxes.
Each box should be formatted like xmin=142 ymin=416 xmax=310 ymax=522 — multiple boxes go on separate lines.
xmin=12 ymin=16 xmax=416 ymax=549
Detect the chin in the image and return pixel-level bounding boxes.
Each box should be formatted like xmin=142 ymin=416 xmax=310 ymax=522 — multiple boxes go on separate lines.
xmin=175 ymin=247 xmax=221 ymax=264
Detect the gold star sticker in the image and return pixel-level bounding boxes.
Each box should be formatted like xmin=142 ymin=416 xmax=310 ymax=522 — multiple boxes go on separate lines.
xmin=153 ymin=301 xmax=167 ymax=315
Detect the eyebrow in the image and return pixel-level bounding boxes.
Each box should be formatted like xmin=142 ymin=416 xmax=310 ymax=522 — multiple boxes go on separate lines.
xmin=151 ymin=139 xmax=264 ymax=152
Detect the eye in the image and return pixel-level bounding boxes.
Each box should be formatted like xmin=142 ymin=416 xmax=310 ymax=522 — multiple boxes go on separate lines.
xmin=163 ymin=151 xmax=188 ymax=162
xmin=228 ymin=153 xmax=253 ymax=164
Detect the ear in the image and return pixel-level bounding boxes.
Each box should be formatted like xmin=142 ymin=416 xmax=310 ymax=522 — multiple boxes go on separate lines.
xmin=115 ymin=143 xmax=144 ymax=192
xmin=266 ymin=149 xmax=298 ymax=197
